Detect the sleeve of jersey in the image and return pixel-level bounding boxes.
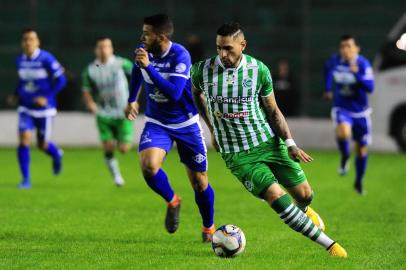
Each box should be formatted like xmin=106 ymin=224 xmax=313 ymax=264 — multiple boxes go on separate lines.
xmin=324 ymin=58 xmax=334 ymax=92
xmin=260 ymin=64 xmax=274 ymax=97
xmin=128 ymin=65 xmax=143 ymax=103
xmin=82 ymin=68 xmax=91 ymax=92
xmin=353 ymin=60 xmax=374 ymax=93
xmin=191 ymin=62 xmax=203 ymax=90
xmin=143 ymin=50 xmax=191 ymax=101
xmin=45 ymin=54 xmax=67 ymax=95
xmin=122 ymin=58 xmax=134 ymax=75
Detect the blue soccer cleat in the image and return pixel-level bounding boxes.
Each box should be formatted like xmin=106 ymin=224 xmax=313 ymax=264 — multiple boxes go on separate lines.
xmin=53 ymin=150 xmax=64 ymax=175
xmin=18 ymin=180 xmax=32 ymax=189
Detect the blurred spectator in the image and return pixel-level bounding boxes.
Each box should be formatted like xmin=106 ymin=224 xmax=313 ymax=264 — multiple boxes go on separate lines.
xmin=273 ymin=59 xmax=300 ymax=116
xmin=185 ymin=33 xmax=205 ymax=63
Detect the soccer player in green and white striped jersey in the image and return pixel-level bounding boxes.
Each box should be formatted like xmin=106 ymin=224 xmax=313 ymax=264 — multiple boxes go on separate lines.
xmin=82 ymin=37 xmax=134 ymax=187
xmin=191 ymin=22 xmax=347 ymax=257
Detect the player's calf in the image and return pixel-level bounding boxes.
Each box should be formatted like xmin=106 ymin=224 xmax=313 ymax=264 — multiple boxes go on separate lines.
xmin=264 ymin=185 xmax=344 ymax=257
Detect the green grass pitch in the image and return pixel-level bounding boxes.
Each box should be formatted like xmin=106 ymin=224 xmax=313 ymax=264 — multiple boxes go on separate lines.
xmin=0 ymin=148 xmax=405 ymax=269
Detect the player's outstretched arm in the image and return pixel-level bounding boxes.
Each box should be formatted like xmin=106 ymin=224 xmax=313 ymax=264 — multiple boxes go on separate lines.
xmin=262 ymin=93 xmax=313 ymax=163
xmin=192 ymin=86 xmax=219 ymax=152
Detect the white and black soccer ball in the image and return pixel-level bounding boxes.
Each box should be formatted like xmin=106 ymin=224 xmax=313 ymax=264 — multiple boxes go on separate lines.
xmin=211 ymin=224 xmax=246 ymax=258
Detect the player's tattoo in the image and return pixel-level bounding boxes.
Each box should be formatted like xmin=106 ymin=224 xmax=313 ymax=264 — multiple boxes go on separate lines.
xmin=192 ymin=86 xmax=213 ymax=132
xmin=261 ymin=93 xmax=292 ymax=141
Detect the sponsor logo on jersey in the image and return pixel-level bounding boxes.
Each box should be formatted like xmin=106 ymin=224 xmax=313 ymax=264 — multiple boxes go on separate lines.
xmin=175 ymin=63 xmax=187 ymax=73
xmin=192 ymin=153 xmax=207 ymax=164
xmin=149 ymin=90 xmax=169 ymax=103
xmin=210 ymin=95 xmax=254 ymax=104
xmin=214 ymin=110 xmax=249 ymax=119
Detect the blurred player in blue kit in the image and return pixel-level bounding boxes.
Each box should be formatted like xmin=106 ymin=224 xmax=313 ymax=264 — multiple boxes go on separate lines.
xmin=324 ymin=35 xmax=374 ymax=194
xmin=7 ymin=29 xmax=67 ymax=189
xmin=125 ymin=14 xmax=215 ymax=241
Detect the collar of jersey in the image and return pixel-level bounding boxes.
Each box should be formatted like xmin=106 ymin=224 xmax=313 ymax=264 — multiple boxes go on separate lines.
xmin=339 ymin=54 xmax=359 ymax=64
xmin=95 ymin=55 xmax=115 ymax=66
xmin=23 ymin=48 xmax=41 ymax=60
xmin=151 ymin=41 xmax=173 ymax=59
xmin=215 ymin=54 xmax=246 ymax=70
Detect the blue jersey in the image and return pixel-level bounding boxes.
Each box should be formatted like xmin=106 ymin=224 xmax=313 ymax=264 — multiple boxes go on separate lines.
xmin=324 ymin=54 xmax=374 ymax=113
xmin=131 ymin=42 xmax=198 ymax=127
xmin=16 ymin=49 xmax=66 ymax=117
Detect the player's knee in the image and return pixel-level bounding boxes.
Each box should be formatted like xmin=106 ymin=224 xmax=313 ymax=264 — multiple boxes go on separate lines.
xmin=118 ymin=144 xmax=130 ymax=154
xmin=356 ymin=145 xmax=368 ymax=157
xmin=37 ymin=141 xmax=47 ymax=151
xmin=190 ymin=172 xmax=208 ymax=192
xmin=141 ymin=158 xmax=160 ymax=178
xmin=263 ymin=184 xmax=286 ymax=205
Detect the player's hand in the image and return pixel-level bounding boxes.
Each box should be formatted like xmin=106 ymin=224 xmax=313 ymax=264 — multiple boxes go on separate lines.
xmin=288 ymin=145 xmax=314 ymax=163
xmin=86 ymin=101 xmax=97 ymax=114
xmin=6 ymin=95 xmax=18 ymax=107
xmin=33 ymin=96 xmax=48 ymax=107
xmin=125 ymin=102 xmax=139 ymax=120
xmin=135 ymin=48 xmax=149 ymax=68
xmin=322 ymin=92 xmax=333 ymax=101
xmin=349 ymin=60 xmax=359 ymax=73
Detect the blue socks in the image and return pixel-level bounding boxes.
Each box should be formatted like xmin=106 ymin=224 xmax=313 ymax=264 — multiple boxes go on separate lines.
xmin=337 ymin=138 xmax=350 ymax=169
xmin=145 ymin=169 xmax=175 ymax=202
xmin=17 ymin=145 xmax=30 ymax=183
xmin=45 ymin=141 xmax=61 ymax=161
xmin=195 ymin=184 xmax=215 ymax=228
xmin=355 ymin=155 xmax=368 ymax=187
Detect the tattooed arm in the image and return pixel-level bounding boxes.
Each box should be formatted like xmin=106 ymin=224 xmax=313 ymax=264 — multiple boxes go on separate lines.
xmin=192 ymin=86 xmax=220 ymax=152
xmin=261 ymin=93 xmax=313 ymax=163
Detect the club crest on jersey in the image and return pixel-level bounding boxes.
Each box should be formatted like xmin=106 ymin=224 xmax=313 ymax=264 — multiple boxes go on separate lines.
xmin=226 ymin=74 xmax=235 ymax=85
xmin=242 ymin=78 xmax=252 ymax=88
xmin=244 ymin=180 xmax=253 ymax=192
xmin=192 ymin=153 xmax=207 ymax=164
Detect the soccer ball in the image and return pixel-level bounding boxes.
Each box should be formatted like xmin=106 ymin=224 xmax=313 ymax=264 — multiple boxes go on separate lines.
xmin=211 ymin=224 xmax=246 ymax=258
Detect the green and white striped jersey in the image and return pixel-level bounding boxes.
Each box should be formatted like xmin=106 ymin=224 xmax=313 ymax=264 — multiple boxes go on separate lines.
xmin=191 ymin=54 xmax=275 ymax=153
xmin=82 ymin=55 xmax=133 ymax=118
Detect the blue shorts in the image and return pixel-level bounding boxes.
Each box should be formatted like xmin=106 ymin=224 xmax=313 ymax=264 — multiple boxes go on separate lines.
xmin=18 ymin=112 xmax=54 ymax=142
xmin=139 ymin=122 xmax=208 ymax=172
xmin=332 ymin=108 xmax=372 ymax=146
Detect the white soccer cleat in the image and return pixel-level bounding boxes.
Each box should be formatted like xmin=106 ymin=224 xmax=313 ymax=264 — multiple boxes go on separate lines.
xmin=337 ymin=162 xmax=349 ymax=176
xmin=114 ymin=176 xmax=125 ymax=187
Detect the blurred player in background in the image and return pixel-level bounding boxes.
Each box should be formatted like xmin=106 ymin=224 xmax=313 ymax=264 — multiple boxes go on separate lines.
xmin=125 ymin=14 xmax=215 ymax=242
xmin=82 ymin=37 xmax=134 ymax=187
xmin=7 ymin=29 xmax=67 ymax=189
xmin=323 ymin=35 xmax=374 ymax=195
xmin=192 ymin=22 xmax=347 ymax=257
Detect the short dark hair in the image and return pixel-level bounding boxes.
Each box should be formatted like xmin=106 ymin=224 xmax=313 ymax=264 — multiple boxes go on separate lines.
xmin=21 ymin=28 xmax=37 ymax=36
xmin=95 ymin=36 xmax=111 ymax=44
xmin=144 ymin=14 xmax=174 ymax=38
xmin=340 ymin=34 xmax=358 ymax=45
xmin=217 ymin=22 xmax=243 ymax=37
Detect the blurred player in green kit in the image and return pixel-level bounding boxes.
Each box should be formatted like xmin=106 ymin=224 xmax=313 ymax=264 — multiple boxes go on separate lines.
xmin=82 ymin=37 xmax=134 ymax=186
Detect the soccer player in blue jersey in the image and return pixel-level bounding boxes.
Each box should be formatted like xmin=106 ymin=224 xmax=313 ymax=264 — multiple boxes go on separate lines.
xmin=323 ymin=35 xmax=374 ymax=194
xmin=8 ymin=29 xmax=67 ymax=189
xmin=125 ymin=14 xmax=215 ymax=241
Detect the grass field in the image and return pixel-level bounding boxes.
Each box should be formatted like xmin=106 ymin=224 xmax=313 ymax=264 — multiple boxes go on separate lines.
xmin=0 ymin=148 xmax=405 ymax=269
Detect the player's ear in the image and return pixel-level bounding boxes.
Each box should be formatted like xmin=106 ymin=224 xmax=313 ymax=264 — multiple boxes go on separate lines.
xmin=241 ymin=39 xmax=247 ymax=51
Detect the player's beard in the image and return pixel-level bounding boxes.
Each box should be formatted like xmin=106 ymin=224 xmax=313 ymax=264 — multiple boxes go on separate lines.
xmin=146 ymin=40 xmax=162 ymax=56
xmin=222 ymin=54 xmax=242 ymax=68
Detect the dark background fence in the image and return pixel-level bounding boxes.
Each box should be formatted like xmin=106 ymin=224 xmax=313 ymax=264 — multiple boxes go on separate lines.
xmin=1 ymin=0 xmax=405 ymax=116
